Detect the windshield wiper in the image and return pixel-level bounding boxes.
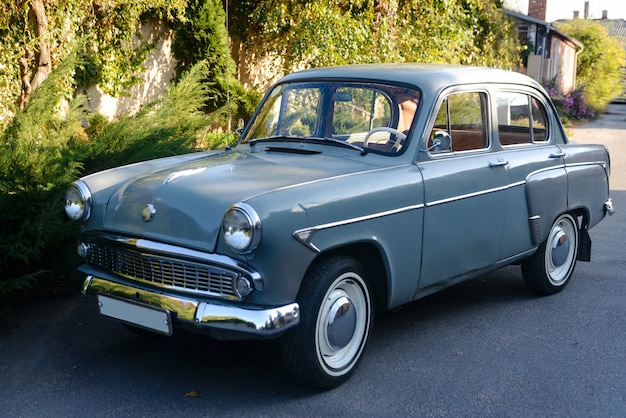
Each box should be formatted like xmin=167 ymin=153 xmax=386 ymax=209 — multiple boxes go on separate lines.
xmin=250 ymin=135 xmax=368 ymax=155
xmin=249 ymin=136 xmax=304 ymax=146
xmin=315 ymin=137 xmax=368 ymax=155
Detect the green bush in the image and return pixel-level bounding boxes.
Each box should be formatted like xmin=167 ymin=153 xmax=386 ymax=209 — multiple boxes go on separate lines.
xmin=556 ymin=19 xmax=625 ymax=113
xmin=78 ymin=61 xmax=213 ymax=175
xmin=0 ymin=60 xmax=217 ymax=320
xmin=0 ymin=57 xmax=85 ymax=319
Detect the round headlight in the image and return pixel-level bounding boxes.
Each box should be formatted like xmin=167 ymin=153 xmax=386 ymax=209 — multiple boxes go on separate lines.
xmin=64 ymin=180 xmax=92 ymax=222
xmin=222 ymin=203 xmax=261 ymax=254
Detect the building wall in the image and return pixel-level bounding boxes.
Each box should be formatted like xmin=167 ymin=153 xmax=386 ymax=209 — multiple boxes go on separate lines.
xmin=84 ymin=19 xmax=177 ymax=120
xmin=550 ymin=38 xmax=577 ymax=93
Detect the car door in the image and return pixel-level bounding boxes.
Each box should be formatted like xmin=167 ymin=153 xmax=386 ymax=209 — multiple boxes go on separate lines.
xmin=418 ymin=89 xmax=509 ymax=291
xmin=493 ymin=89 xmax=566 ymax=258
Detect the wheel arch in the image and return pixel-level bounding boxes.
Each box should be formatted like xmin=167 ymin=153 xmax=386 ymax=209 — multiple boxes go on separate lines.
xmin=305 ymin=242 xmax=390 ymax=312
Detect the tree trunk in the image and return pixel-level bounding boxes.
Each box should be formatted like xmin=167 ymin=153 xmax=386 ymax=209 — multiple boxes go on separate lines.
xmin=17 ymin=0 xmax=52 ymax=109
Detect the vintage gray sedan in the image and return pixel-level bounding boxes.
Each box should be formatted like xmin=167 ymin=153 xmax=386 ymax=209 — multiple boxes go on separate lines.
xmin=65 ymin=64 xmax=614 ymax=389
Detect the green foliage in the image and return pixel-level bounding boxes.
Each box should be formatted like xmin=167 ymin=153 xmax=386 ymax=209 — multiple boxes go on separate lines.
xmin=74 ymin=1 xmax=187 ymax=96
xmin=0 ymin=0 xmax=188 ymax=127
xmin=397 ymin=0 xmax=519 ymax=67
xmin=196 ymin=131 xmax=240 ymax=150
xmin=172 ymin=0 xmax=260 ymax=126
xmin=232 ymin=0 xmax=400 ymax=69
xmin=556 ymin=19 xmax=626 ymax=113
xmin=231 ymin=0 xmax=520 ymax=71
xmin=172 ymin=0 xmax=234 ymax=85
xmin=78 ymin=61 xmax=211 ymax=174
xmin=0 ymin=59 xmax=212 ymax=319
xmin=0 ymin=55 xmax=85 ymax=314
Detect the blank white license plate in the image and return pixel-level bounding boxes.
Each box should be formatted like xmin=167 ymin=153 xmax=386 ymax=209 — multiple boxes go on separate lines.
xmin=98 ymin=294 xmax=172 ymax=336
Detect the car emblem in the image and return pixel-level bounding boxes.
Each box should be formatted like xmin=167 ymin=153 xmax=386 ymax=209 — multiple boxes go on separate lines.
xmin=142 ymin=204 xmax=156 ymax=222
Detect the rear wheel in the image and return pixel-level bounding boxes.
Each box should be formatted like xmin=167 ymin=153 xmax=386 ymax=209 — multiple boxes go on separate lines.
xmin=522 ymin=213 xmax=579 ymax=295
xmin=281 ymin=255 xmax=373 ymax=389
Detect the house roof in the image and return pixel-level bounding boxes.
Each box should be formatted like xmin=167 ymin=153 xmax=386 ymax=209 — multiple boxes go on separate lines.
xmin=594 ymin=19 xmax=626 ymax=45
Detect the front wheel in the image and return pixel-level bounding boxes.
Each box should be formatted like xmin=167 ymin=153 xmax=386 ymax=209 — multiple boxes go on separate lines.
xmin=281 ymin=255 xmax=373 ymax=389
xmin=522 ymin=213 xmax=579 ymax=295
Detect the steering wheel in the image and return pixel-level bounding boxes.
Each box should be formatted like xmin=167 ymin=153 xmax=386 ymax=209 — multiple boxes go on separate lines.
xmin=363 ymin=126 xmax=407 ymax=149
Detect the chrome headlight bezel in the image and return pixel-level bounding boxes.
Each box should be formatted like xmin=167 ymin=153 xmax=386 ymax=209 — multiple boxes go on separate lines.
xmin=64 ymin=180 xmax=92 ymax=222
xmin=221 ymin=203 xmax=262 ymax=254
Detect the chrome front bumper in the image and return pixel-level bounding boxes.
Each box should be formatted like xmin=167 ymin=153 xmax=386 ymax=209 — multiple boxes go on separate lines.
xmin=82 ymin=275 xmax=300 ymax=338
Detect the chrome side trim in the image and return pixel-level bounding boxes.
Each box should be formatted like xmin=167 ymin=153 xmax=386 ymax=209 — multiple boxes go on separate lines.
xmin=565 ymin=161 xmax=608 ymax=169
xmin=426 ymin=181 xmax=525 ymax=207
xmin=84 ymin=276 xmax=300 ymax=337
xmin=293 ymin=203 xmax=424 ymax=251
xmin=529 ymin=215 xmax=542 ymax=245
xmin=525 ymin=164 xmax=565 ymax=181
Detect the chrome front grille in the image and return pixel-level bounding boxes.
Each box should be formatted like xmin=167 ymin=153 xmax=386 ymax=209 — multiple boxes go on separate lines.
xmin=87 ymin=241 xmax=240 ymax=300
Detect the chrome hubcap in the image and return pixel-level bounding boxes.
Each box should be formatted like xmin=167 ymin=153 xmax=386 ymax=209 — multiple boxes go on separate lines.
xmin=326 ymin=296 xmax=356 ymax=350
xmin=316 ymin=273 xmax=370 ymax=375
xmin=546 ymin=215 xmax=578 ymax=286
xmin=550 ymin=229 xmax=569 ymax=267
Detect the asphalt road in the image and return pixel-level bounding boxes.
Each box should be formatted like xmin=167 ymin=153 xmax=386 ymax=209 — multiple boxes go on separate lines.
xmin=1 ymin=105 xmax=625 ymax=417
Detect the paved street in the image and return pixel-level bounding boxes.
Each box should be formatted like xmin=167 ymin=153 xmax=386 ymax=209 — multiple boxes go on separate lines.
xmin=570 ymin=102 xmax=626 ymax=189
xmin=1 ymin=104 xmax=625 ymax=417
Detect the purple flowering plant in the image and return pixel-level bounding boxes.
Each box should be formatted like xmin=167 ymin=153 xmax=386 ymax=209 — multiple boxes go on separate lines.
xmin=543 ymin=78 xmax=595 ymax=123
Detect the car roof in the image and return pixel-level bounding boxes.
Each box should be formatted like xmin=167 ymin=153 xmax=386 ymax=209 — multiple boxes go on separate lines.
xmin=279 ymin=63 xmax=543 ymax=92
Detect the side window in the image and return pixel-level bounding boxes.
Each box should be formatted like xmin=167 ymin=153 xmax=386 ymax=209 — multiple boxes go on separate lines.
xmin=531 ymin=97 xmax=548 ymax=142
xmin=496 ymin=92 xmax=549 ymax=146
xmin=332 ymin=87 xmax=392 ymax=137
xmin=431 ymin=92 xmax=488 ymax=152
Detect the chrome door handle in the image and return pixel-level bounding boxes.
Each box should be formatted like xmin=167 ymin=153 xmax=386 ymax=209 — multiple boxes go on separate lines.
xmin=550 ymin=152 xmax=565 ymax=158
xmin=489 ymin=159 xmax=509 ymax=167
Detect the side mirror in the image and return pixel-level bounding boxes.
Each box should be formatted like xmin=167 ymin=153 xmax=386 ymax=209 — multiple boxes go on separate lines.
xmin=235 ymin=118 xmax=245 ymax=136
xmin=427 ymin=131 xmax=451 ymax=153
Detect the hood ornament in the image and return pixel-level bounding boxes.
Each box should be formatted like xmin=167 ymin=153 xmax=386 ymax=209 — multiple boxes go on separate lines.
xmin=142 ymin=204 xmax=156 ymax=222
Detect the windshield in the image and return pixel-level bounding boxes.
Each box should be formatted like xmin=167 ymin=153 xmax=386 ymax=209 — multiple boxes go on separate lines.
xmin=242 ymin=81 xmax=421 ymax=155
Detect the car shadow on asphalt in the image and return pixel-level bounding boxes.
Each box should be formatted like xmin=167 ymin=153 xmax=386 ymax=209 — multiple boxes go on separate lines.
xmin=0 ymin=263 xmax=579 ymax=401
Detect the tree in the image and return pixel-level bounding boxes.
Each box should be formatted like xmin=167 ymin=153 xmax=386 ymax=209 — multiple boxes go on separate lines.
xmin=229 ymin=0 xmax=520 ymax=73
xmin=172 ymin=0 xmax=237 ymax=112
xmin=556 ymin=19 xmax=625 ymax=112
xmin=0 ymin=0 xmax=187 ymax=126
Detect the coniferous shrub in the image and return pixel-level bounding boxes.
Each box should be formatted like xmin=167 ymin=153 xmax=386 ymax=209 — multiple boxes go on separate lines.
xmin=0 ymin=60 xmax=215 ymax=319
xmin=79 ymin=61 xmax=213 ymax=175
xmin=0 ymin=56 xmax=86 ymax=318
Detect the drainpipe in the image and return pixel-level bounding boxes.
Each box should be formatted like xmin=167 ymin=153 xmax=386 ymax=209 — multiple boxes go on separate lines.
xmin=541 ymin=24 xmax=550 ymax=84
xmin=574 ymin=42 xmax=584 ymax=90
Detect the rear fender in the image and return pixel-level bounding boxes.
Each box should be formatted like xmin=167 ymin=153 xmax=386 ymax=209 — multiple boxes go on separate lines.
xmin=526 ymin=168 xmax=568 ymax=245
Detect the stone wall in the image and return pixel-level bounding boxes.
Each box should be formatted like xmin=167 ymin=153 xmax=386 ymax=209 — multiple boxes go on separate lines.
xmin=84 ymin=18 xmax=177 ymax=120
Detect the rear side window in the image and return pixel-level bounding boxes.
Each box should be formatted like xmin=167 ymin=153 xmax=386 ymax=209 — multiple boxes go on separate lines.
xmin=429 ymin=92 xmax=488 ymax=153
xmin=496 ymin=92 xmax=549 ymax=146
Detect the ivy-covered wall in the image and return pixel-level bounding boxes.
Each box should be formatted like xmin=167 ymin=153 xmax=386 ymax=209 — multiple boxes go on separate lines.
xmin=84 ymin=18 xmax=178 ymax=120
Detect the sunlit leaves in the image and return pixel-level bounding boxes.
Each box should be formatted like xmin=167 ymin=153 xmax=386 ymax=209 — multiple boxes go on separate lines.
xmin=556 ymin=19 xmax=625 ymax=112
xmin=232 ymin=0 xmax=519 ymax=74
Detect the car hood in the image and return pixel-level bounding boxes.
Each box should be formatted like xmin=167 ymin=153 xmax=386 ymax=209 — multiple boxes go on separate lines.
xmin=101 ymin=148 xmax=374 ymax=252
